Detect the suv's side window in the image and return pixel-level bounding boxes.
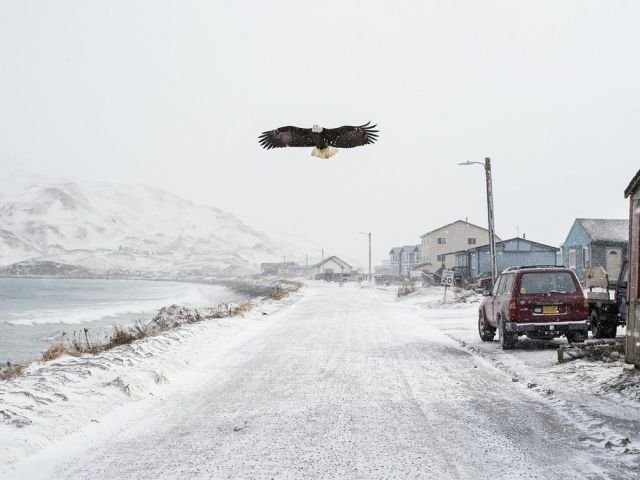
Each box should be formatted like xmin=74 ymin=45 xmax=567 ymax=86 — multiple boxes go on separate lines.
xmin=492 ymin=276 xmax=502 ymax=296
xmin=500 ymin=274 xmax=514 ymax=295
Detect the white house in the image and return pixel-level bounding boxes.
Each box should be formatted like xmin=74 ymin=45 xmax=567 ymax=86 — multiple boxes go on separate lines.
xmin=420 ymin=220 xmax=499 ymax=273
xmin=307 ymin=256 xmax=354 ymax=279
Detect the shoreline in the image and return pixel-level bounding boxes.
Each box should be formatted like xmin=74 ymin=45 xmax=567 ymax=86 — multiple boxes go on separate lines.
xmin=0 ymin=276 xmax=301 ymax=367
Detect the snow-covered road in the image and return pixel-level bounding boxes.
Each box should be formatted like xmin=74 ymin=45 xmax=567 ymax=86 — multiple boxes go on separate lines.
xmin=4 ymin=283 xmax=639 ymax=479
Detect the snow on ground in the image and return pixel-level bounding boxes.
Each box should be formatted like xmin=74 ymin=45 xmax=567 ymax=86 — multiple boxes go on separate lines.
xmin=0 ymin=290 xmax=303 ymax=466
xmin=397 ymin=285 xmax=640 ymax=456
xmin=1 ymin=282 xmax=638 ymax=479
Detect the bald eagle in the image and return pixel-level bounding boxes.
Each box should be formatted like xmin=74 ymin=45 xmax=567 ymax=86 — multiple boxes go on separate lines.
xmin=258 ymin=122 xmax=379 ymax=159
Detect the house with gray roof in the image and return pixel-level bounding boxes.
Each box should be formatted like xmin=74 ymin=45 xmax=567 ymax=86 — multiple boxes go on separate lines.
xmin=455 ymin=236 xmax=559 ymax=279
xmin=561 ymin=218 xmax=628 ymax=282
xmin=308 ymin=256 xmax=355 ymax=280
xmin=388 ymin=245 xmax=422 ymax=277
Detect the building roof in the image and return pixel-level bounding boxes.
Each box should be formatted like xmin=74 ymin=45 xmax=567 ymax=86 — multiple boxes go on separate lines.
xmin=577 ymin=218 xmax=628 ymax=243
xmin=454 ymin=237 xmax=559 ymax=254
xmin=312 ymin=255 xmax=352 ymax=270
xmin=389 ymin=245 xmax=420 ymax=255
xmin=420 ymin=219 xmax=491 ymax=238
xmin=625 ymin=169 xmax=640 ymax=198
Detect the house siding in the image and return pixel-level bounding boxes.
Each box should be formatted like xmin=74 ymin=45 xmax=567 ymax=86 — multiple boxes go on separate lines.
xmin=420 ymin=221 xmax=493 ymax=273
xmin=562 ymin=220 xmax=628 ymax=282
xmin=388 ymin=245 xmax=422 ymax=277
xmin=562 ymin=221 xmax=590 ymax=280
xmin=458 ymin=238 xmax=558 ymax=278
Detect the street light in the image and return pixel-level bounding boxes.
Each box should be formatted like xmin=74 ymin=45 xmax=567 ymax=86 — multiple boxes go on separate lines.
xmin=458 ymin=157 xmax=497 ymax=286
xmin=359 ymin=231 xmax=372 ymax=283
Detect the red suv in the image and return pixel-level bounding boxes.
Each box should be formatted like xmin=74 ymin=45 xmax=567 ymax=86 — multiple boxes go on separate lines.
xmin=478 ymin=266 xmax=590 ymax=349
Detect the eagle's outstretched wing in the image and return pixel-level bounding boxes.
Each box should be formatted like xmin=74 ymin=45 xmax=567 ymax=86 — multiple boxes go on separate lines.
xmin=325 ymin=122 xmax=379 ymax=148
xmin=258 ymin=126 xmax=314 ymax=149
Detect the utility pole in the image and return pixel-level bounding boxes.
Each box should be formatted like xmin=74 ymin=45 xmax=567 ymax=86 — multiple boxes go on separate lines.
xmin=484 ymin=158 xmax=497 ymax=285
xmin=458 ymin=157 xmax=498 ymax=286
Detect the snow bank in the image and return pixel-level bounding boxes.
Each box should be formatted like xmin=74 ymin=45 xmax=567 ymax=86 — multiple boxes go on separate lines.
xmin=0 ymin=290 xmax=302 ymax=466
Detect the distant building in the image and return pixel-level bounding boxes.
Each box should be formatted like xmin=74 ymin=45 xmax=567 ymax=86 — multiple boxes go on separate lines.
xmin=561 ymin=218 xmax=628 ymax=282
xmin=420 ymin=220 xmax=499 ymax=273
xmin=454 ymin=237 xmax=559 ymax=279
xmin=260 ymin=261 xmax=299 ymax=276
xmin=624 ymin=170 xmax=639 ymax=367
xmin=307 ymin=256 xmax=354 ymax=280
xmin=388 ymin=245 xmax=422 ymax=277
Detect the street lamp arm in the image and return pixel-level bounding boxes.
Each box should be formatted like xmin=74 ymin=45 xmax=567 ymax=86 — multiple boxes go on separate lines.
xmin=458 ymin=161 xmax=485 ymax=167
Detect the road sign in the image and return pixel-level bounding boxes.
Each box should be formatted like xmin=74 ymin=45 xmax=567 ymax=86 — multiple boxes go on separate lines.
xmin=440 ymin=270 xmax=455 ymax=287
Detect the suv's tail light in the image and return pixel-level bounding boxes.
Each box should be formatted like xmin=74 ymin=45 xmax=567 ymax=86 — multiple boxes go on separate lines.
xmin=583 ymin=296 xmax=589 ymax=316
xmin=509 ymin=299 xmax=518 ymax=321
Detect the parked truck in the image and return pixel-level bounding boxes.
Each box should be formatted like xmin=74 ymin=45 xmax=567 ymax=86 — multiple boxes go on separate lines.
xmin=584 ymin=261 xmax=628 ymax=338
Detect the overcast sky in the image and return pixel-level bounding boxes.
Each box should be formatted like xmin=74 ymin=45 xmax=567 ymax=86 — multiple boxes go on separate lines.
xmin=1 ymin=0 xmax=639 ymax=269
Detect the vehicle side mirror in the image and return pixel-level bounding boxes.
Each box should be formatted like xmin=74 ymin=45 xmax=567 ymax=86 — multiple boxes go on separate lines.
xmin=482 ymin=289 xmax=492 ymax=296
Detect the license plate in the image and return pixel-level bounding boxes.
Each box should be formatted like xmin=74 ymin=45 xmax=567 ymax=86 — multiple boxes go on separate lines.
xmin=542 ymin=305 xmax=558 ymax=314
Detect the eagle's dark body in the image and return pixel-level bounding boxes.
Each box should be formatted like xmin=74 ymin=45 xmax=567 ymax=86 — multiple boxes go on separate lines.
xmin=258 ymin=122 xmax=378 ymax=158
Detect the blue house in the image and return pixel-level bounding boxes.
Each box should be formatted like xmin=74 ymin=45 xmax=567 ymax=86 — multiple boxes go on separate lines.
xmin=388 ymin=245 xmax=422 ymax=277
xmin=455 ymin=237 xmax=559 ymax=279
xmin=561 ymin=218 xmax=628 ymax=282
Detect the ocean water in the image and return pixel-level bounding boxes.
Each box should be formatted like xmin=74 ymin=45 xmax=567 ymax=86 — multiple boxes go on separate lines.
xmin=0 ymin=278 xmax=246 ymax=363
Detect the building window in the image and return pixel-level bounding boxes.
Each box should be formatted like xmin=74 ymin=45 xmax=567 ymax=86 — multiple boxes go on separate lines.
xmin=468 ymin=237 xmax=476 ymax=245
xmin=437 ymin=237 xmax=447 ymax=245
xmin=568 ymin=249 xmax=576 ymax=269
xmin=582 ymin=246 xmax=590 ymax=269
xmin=436 ymin=254 xmax=445 ymax=262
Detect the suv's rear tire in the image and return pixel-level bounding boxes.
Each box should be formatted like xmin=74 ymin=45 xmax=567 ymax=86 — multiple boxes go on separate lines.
xmin=478 ymin=311 xmax=496 ymax=342
xmin=592 ymin=309 xmax=617 ymax=339
xmin=499 ymin=319 xmax=517 ymax=350
xmin=591 ymin=310 xmax=603 ymax=339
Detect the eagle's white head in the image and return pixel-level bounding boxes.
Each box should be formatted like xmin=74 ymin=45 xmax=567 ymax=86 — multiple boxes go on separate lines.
xmin=312 ymin=124 xmax=323 ymax=133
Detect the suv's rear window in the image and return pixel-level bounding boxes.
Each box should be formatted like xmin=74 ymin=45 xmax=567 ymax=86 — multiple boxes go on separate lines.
xmin=519 ymin=272 xmax=578 ymax=294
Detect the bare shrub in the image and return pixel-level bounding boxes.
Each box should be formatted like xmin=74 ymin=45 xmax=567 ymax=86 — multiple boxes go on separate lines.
xmin=229 ymin=302 xmax=253 ymax=316
xmin=397 ymin=282 xmax=416 ymax=297
xmin=108 ymin=326 xmax=137 ymax=347
xmin=0 ymin=364 xmax=26 ymax=381
xmin=42 ymin=342 xmax=72 ymax=361
xmin=131 ymin=320 xmax=150 ymax=339
xmin=267 ymin=280 xmax=303 ymax=300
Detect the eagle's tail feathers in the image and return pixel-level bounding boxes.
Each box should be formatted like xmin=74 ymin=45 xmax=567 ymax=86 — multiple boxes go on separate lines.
xmin=311 ymin=146 xmax=338 ymax=159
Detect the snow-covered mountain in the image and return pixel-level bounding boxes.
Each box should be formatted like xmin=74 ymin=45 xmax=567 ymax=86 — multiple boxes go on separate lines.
xmin=0 ymin=173 xmax=288 ymax=277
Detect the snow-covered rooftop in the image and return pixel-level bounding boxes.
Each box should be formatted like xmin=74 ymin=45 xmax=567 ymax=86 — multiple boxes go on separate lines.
xmin=577 ymin=218 xmax=628 ymax=243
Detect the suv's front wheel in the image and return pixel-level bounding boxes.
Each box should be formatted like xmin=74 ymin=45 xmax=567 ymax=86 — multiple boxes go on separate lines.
xmin=478 ymin=310 xmax=496 ymax=342
xmin=499 ymin=319 xmax=517 ymax=350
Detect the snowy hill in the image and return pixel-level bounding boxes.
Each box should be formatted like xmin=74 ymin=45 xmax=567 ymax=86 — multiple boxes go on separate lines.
xmin=0 ymin=173 xmax=288 ymax=277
